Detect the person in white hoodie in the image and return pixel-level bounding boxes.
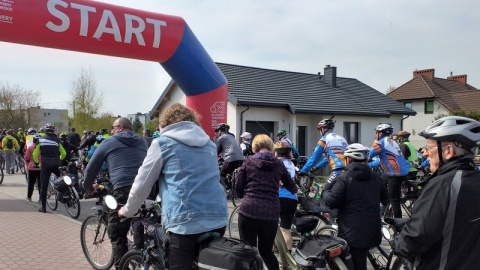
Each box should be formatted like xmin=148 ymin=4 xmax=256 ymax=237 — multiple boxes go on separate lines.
xmin=119 ymin=103 xmax=228 ymax=270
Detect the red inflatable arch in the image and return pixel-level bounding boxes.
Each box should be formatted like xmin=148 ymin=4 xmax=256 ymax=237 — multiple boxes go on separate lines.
xmin=0 ymin=0 xmax=227 ymax=136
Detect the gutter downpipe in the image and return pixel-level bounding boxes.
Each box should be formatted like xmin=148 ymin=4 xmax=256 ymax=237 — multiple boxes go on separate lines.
xmin=240 ymin=105 xmax=250 ymax=138
xmin=401 ymin=115 xmax=410 ymax=130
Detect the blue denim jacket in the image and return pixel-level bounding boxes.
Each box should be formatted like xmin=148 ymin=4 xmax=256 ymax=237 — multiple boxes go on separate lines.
xmin=123 ymin=121 xmax=228 ymax=234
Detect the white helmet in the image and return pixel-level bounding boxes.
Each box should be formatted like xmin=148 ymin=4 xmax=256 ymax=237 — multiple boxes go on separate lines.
xmin=419 ymin=116 xmax=480 ymax=148
xmin=240 ymin=132 xmax=252 ymax=140
xmin=343 ymin=143 xmax=369 ymax=160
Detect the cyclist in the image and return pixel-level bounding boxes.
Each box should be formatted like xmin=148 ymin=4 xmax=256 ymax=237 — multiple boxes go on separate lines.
xmin=33 ymin=123 xmax=66 ymax=213
xmin=239 ymin=132 xmax=253 ymax=157
xmin=17 ymin=128 xmax=26 ymax=155
xmin=393 ymin=130 xmax=419 ymax=180
xmin=300 ymin=118 xmax=348 ymax=190
xmin=396 ymin=116 xmax=480 ymax=269
xmin=274 ymin=141 xmax=297 ymax=253
xmin=67 ymin=127 xmax=81 ymax=149
xmin=368 ymin=124 xmax=410 ymax=218
xmin=100 ymin=128 xmax=110 ymax=139
xmin=323 ymin=143 xmax=388 ymax=270
xmin=118 ymin=103 xmax=228 ymax=270
xmin=215 ymin=123 xmax=244 ymax=190
xmin=2 ymin=129 xmax=20 ymax=174
xmin=59 ymin=133 xmax=75 ymax=166
xmin=25 ymin=134 xmax=41 ymax=203
xmin=276 ymin=130 xmax=299 ymax=159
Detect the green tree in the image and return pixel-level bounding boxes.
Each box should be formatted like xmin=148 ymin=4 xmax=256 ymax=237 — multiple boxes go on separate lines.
xmin=133 ymin=118 xmax=143 ymax=134
xmin=144 ymin=118 xmax=159 ymax=133
xmin=435 ymin=110 xmax=480 ymax=121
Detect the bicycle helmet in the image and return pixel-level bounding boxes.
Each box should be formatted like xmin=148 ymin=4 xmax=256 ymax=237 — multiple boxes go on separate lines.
xmin=343 ymin=143 xmax=369 ymax=161
xmin=32 ymin=133 xmax=40 ymax=143
xmin=274 ymin=141 xmax=292 ymax=155
xmin=317 ymin=118 xmax=335 ymax=130
xmin=375 ymin=124 xmax=393 ymax=135
xmin=96 ymin=135 xmax=105 ymax=143
xmin=43 ymin=123 xmax=55 ymax=133
xmin=240 ymin=132 xmax=252 ymax=140
xmin=214 ymin=123 xmax=229 ymax=132
xmin=83 ymin=130 xmax=88 ymax=134
xmin=18 ymin=128 xmax=22 ymax=131
xmin=396 ymin=130 xmax=411 ymax=139
xmin=276 ymin=130 xmax=287 ymax=137
xmin=100 ymin=128 xmax=108 ymax=134
xmin=59 ymin=133 xmax=68 ymax=140
xmin=152 ymin=131 xmax=160 ymax=138
xmin=27 ymin=127 xmax=36 ymax=135
xmin=419 ymin=116 xmax=480 ymax=148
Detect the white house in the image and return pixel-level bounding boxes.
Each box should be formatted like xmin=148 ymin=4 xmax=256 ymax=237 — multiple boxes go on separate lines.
xmin=150 ymin=63 xmax=416 ymax=156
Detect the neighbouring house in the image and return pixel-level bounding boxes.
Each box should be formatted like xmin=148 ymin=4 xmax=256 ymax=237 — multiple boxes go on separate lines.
xmin=387 ymin=68 xmax=480 ymax=147
xmin=150 ymin=63 xmax=415 ymax=157
xmin=127 ymin=112 xmax=150 ymax=127
xmin=28 ymin=107 xmax=68 ymax=133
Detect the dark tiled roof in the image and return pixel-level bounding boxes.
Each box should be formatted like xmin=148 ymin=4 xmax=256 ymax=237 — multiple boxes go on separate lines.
xmin=388 ymin=75 xmax=480 ymax=111
xmin=216 ymin=63 xmax=415 ymax=116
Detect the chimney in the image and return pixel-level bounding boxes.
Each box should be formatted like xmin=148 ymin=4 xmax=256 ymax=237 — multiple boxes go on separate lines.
xmin=324 ymin=65 xmax=337 ymax=87
xmin=447 ymin=74 xmax=467 ymax=86
xmin=413 ymin=69 xmax=435 ymax=80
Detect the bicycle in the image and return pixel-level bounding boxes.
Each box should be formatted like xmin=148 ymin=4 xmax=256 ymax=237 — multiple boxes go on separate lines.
xmin=0 ymin=164 xmax=4 ymax=185
xmin=80 ymin=178 xmax=114 ymax=270
xmin=0 ymin=150 xmax=5 ymax=170
xmin=14 ymin=152 xmax=26 ymax=174
xmin=225 ymin=168 xmax=241 ymax=207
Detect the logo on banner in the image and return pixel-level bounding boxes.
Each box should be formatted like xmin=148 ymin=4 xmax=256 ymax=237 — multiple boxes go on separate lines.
xmin=0 ymin=0 xmax=14 ymax=24
xmin=210 ymin=101 xmax=226 ymax=128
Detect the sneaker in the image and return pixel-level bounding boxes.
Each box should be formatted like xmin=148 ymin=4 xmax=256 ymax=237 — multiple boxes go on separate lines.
xmin=26 ymin=197 xmax=32 ymax=202
xmin=38 ymin=207 xmax=46 ymax=213
xmin=10 ymin=169 xmax=14 ymax=174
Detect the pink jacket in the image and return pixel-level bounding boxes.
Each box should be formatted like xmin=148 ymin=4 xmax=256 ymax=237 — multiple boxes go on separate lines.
xmin=24 ymin=144 xmax=41 ymax=171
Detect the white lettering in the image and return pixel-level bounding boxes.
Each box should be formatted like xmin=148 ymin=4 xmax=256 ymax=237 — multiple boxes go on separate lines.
xmin=124 ymin=14 xmax=146 ymax=46
xmin=93 ymin=10 xmax=121 ymax=42
xmin=46 ymin=0 xmax=69 ymax=32
xmin=70 ymin=3 xmax=96 ymax=36
xmin=0 ymin=15 xmax=13 ymax=22
xmin=146 ymin=18 xmax=166 ymax=48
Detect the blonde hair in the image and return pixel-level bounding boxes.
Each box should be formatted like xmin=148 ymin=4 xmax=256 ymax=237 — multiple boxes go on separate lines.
xmin=160 ymin=103 xmax=201 ymax=128
xmin=252 ymin=134 xmax=274 ymax=153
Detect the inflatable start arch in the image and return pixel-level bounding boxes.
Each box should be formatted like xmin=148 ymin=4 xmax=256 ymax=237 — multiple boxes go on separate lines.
xmin=0 ymin=0 xmax=227 ymax=136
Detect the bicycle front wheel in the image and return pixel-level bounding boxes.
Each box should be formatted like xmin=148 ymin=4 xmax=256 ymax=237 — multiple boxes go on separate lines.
xmin=46 ymin=181 xmax=58 ymax=210
xmin=391 ymin=256 xmax=413 ymax=270
xmin=326 ymin=256 xmax=349 ymax=270
xmin=80 ymin=214 xmax=113 ymax=270
xmin=0 ymin=168 xmax=4 ymax=185
xmin=18 ymin=157 xmax=25 ymax=174
xmin=228 ymin=206 xmax=241 ymax=239
xmin=64 ymin=188 xmax=81 ymax=219
xmin=119 ymin=249 xmax=165 ymax=270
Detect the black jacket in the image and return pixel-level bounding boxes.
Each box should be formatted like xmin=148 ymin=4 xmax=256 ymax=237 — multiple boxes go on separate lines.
xmin=395 ymin=157 xmax=480 ymax=270
xmin=323 ymin=162 xmax=388 ymax=248
xmin=67 ymin=131 xmax=81 ymax=147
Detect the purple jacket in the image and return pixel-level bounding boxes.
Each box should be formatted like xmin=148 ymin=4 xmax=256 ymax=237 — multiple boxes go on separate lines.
xmin=235 ymin=151 xmax=298 ymax=221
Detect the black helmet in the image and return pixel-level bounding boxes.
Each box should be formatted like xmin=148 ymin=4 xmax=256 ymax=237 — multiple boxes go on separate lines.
xmin=100 ymin=128 xmax=108 ymax=134
xmin=214 ymin=123 xmax=229 ymax=132
xmin=44 ymin=123 xmax=55 ymax=133
xmin=318 ymin=119 xmax=335 ymax=130
xmin=375 ymin=124 xmax=393 ymax=135
xmin=419 ymin=116 xmax=480 ymax=148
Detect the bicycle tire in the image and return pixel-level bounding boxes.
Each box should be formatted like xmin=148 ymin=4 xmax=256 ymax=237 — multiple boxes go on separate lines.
xmin=46 ymin=181 xmax=58 ymax=210
xmin=326 ymin=256 xmax=349 ymax=270
xmin=315 ymin=225 xmax=338 ymax=236
xmin=18 ymin=157 xmax=25 ymax=174
xmin=391 ymin=256 xmax=413 ymax=270
xmin=228 ymin=206 xmax=241 ymax=239
xmin=119 ymin=249 xmax=165 ymax=270
xmin=80 ymin=214 xmax=114 ymax=270
xmin=64 ymin=187 xmax=81 ymax=219
xmin=0 ymin=168 xmax=4 ymax=185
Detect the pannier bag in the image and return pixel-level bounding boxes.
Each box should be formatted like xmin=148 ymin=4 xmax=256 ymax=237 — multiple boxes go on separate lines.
xmin=293 ymin=234 xmax=348 ymax=268
xmin=198 ymin=237 xmax=263 ymax=270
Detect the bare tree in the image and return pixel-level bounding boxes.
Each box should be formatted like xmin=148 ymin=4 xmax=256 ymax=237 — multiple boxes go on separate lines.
xmin=70 ymin=68 xmax=104 ymax=131
xmin=0 ymin=82 xmax=42 ymax=129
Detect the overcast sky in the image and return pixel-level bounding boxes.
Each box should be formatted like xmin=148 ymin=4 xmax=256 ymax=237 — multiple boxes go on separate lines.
xmin=1 ymin=0 xmax=479 ymax=117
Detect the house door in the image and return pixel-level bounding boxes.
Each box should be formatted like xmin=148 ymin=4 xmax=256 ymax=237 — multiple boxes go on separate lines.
xmin=297 ymin=126 xmax=306 ymax=156
xmin=246 ymin=121 xmax=274 ymax=140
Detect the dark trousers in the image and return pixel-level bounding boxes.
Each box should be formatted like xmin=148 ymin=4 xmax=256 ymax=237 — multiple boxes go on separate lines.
xmin=384 ymin=175 xmax=406 ymax=218
xmin=27 ymin=170 xmax=41 ymax=199
xmin=238 ymin=214 xmax=279 ymax=270
xmin=220 ymin=160 xmax=243 ymax=189
xmin=40 ymin=166 xmax=60 ymax=208
xmin=349 ymin=246 xmax=369 ymax=270
xmin=168 ymin=226 xmax=226 ymax=270
xmin=107 ymin=186 xmax=132 ymax=269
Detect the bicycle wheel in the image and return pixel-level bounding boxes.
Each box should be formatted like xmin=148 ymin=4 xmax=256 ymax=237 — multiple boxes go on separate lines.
xmin=64 ymin=188 xmax=81 ymax=219
xmin=391 ymin=256 xmax=413 ymax=270
xmin=119 ymin=249 xmax=165 ymax=270
xmin=18 ymin=157 xmax=25 ymax=174
xmin=46 ymin=181 xmax=58 ymax=210
xmin=81 ymin=214 xmax=114 ymax=270
xmin=228 ymin=206 xmax=241 ymax=239
xmin=326 ymin=256 xmax=349 ymax=270
xmin=0 ymin=168 xmax=4 ymax=185
xmin=315 ymin=225 xmax=338 ymax=236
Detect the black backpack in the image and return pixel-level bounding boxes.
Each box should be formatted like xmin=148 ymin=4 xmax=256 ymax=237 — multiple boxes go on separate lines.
xmin=5 ymin=138 xmax=13 ymax=149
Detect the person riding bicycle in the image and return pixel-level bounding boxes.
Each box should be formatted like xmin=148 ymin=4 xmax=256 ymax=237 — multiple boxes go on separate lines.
xmin=395 ymin=116 xmax=480 ymax=269
xmin=17 ymin=128 xmax=26 ymax=155
xmin=393 ymin=130 xmax=419 ymax=180
xmin=300 ymin=118 xmax=348 ymax=190
xmin=215 ymin=123 xmax=244 ymax=190
xmin=59 ymin=133 xmax=75 ymax=166
xmin=118 ymin=103 xmax=228 ymax=270
xmin=368 ymin=124 xmax=410 ymax=218
xmin=323 ymin=143 xmax=388 ymax=270
xmin=240 ymin=132 xmax=253 ymax=157
xmin=274 ymin=141 xmax=297 ymax=253
xmin=276 ymin=129 xmax=300 ymax=159
xmin=33 ymin=123 xmax=66 ymax=213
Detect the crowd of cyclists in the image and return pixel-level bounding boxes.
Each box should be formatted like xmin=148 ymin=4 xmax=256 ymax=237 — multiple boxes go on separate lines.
xmin=3 ymin=109 xmax=480 ymax=269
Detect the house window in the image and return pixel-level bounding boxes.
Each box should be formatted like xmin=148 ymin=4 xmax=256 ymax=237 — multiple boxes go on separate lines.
xmin=425 ymin=100 xmax=434 ymax=114
xmin=344 ymin=122 xmax=359 ymax=143
xmin=404 ymin=102 xmax=412 ymax=109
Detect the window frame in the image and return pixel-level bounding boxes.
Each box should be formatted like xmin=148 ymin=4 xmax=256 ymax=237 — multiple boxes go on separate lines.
xmin=424 ymin=100 xmax=434 ymax=114
xmin=344 ymin=122 xmax=359 ymax=144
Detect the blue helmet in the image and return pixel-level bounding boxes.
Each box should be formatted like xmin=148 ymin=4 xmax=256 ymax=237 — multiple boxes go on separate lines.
xmin=153 ymin=131 xmax=160 ymax=138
